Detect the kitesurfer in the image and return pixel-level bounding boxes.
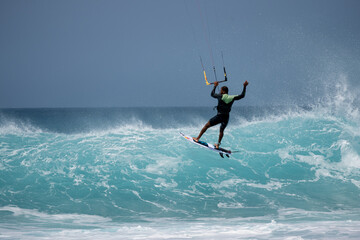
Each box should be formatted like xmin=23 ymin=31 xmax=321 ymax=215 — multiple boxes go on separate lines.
xmin=193 ymin=80 xmax=249 ymax=148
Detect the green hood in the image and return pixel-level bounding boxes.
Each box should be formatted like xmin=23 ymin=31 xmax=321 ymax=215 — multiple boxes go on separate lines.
xmin=221 ymin=94 xmax=236 ymax=104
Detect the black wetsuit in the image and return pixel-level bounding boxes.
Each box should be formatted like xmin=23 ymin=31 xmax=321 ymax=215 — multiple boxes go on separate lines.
xmin=209 ymin=85 xmax=247 ymax=131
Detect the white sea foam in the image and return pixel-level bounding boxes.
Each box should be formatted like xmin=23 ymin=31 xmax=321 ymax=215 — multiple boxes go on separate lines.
xmin=0 ymin=118 xmax=43 ymax=135
xmin=154 ymin=177 xmax=178 ymax=189
xmin=245 ymin=181 xmax=285 ymax=191
xmin=338 ymin=139 xmax=360 ymax=169
xmin=144 ymin=154 xmax=187 ymax=175
xmin=277 ymin=141 xmax=360 ymax=184
xmin=0 ymin=206 xmax=112 ymax=224
xmin=1 ymin=210 xmax=360 ymax=240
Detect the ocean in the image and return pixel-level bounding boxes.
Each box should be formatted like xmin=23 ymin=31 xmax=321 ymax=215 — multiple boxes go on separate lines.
xmin=1 ymin=92 xmax=360 ymax=239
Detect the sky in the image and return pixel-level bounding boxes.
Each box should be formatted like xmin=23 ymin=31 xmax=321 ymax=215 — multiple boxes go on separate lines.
xmin=1 ymin=0 xmax=360 ymax=108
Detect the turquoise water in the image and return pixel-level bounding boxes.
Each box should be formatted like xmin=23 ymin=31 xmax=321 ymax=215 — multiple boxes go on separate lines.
xmin=1 ymin=101 xmax=360 ymax=238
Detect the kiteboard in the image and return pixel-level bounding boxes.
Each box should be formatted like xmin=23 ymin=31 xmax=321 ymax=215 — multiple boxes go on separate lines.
xmin=179 ymin=132 xmax=233 ymax=158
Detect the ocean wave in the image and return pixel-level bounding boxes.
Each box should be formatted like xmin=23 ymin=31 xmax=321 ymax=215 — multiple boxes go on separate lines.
xmin=1 ymin=78 xmax=360 ymax=225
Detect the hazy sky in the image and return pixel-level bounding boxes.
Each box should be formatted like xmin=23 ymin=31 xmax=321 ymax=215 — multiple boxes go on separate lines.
xmin=1 ymin=0 xmax=360 ymax=108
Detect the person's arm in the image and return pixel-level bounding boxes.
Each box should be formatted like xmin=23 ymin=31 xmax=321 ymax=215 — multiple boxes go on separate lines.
xmin=211 ymin=81 xmax=222 ymax=99
xmin=234 ymin=81 xmax=248 ymax=100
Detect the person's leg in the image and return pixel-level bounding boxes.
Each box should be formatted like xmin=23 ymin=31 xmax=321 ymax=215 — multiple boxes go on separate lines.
xmin=215 ymin=115 xmax=229 ymax=148
xmin=216 ymin=129 xmax=224 ymax=148
xmin=194 ymin=121 xmax=211 ymax=142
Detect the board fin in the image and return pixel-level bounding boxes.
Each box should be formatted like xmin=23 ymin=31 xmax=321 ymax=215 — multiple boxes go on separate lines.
xmin=219 ymin=153 xmax=224 ymax=158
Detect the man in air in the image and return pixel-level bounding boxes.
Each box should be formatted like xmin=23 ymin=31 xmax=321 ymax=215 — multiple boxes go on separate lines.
xmin=193 ymin=80 xmax=249 ymax=148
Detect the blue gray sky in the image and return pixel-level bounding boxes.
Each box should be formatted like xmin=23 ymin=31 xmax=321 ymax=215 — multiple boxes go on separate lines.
xmin=1 ymin=0 xmax=360 ymax=108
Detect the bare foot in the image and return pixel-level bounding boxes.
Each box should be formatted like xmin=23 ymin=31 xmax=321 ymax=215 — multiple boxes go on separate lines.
xmin=214 ymin=143 xmax=219 ymax=149
xmin=193 ymin=137 xmax=199 ymax=142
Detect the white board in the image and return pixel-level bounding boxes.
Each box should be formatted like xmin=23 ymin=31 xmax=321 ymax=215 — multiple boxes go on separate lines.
xmin=179 ymin=132 xmax=232 ymax=158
